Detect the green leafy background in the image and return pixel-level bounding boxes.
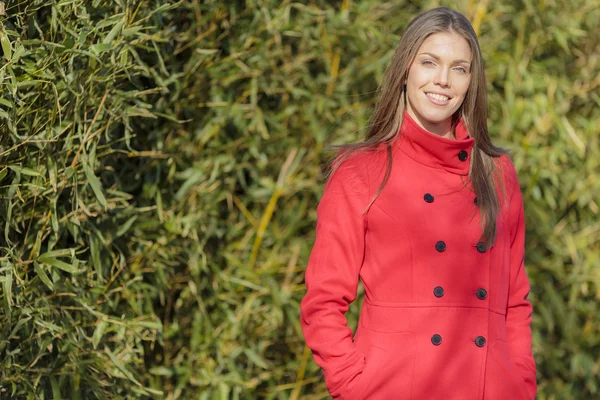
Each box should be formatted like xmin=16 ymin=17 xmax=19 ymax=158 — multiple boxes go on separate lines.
xmin=0 ymin=0 xmax=598 ymax=399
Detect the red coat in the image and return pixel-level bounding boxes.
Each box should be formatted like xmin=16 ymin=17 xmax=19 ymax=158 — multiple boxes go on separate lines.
xmin=300 ymin=111 xmax=537 ymax=400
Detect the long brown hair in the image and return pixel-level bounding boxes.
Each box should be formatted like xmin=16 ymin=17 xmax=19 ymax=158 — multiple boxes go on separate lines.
xmin=327 ymin=7 xmax=506 ymax=245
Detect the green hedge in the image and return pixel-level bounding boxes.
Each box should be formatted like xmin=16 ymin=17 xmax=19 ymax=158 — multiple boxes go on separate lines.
xmin=0 ymin=0 xmax=598 ymax=398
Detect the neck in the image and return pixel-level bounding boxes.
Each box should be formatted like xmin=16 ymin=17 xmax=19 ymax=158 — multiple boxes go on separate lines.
xmin=407 ymin=109 xmax=455 ymax=139
xmin=392 ymin=110 xmax=475 ymax=175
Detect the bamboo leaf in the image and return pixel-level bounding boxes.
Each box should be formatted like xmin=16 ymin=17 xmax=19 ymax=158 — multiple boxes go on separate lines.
xmin=128 ymin=319 xmax=162 ymax=330
xmin=103 ymin=20 xmax=125 ymax=45
xmin=82 ymin=162 xmax=107 ymax=208
xmin=1 ymin=265 xmax=12 ymax=318
xmin=105 ymin=347 xmax=143 ymax=387
xmin=244 ymin=348 xmax=268 ymax=369
xmin=34 ymin=263 xmax=54 ymax=291
xmin=116 ymin=215 xmax=137 ymax=238
xmin=38 ymin=256 xmax=78 ymax=274
xmin=0 ymin=29 xmax=11 ymax=61
xmin=38 ymin=248 xmax=73 ymax=258
xmin=8 ymin=165 xmax=41 ymax=177
xmin=92 ymin=320 xmax=108 ymax=349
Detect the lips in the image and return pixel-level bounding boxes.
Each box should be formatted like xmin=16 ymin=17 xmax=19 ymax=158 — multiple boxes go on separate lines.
xmin=426 ymin=92 xmax=451 ymax=101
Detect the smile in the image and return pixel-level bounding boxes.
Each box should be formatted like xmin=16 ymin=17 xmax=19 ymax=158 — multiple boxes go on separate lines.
xmin=426 ymin=92 xmax=450 ymax=101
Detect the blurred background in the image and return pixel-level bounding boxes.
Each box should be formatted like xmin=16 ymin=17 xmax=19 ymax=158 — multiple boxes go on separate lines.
xmin=0 ymin=0 xmax=598 ymax=399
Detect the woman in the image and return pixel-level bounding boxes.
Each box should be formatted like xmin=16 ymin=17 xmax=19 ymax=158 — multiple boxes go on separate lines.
xmin=299 ymin=7 xmax=536 ymax=400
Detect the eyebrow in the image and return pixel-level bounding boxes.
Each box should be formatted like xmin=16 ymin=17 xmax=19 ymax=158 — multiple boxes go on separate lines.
xmin=418 ymin=52 xmax=471 ymax=64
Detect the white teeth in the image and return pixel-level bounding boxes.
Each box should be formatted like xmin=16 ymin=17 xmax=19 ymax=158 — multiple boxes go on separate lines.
xmin=426 ymin=93 xmax=449 ymax=101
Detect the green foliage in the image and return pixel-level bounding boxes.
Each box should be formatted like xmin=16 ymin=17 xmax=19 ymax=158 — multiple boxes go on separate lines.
xmin=0 ymin=0 xmax=598 ymax=399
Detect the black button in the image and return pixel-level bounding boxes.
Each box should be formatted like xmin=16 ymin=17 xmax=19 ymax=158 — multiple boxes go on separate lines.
xmin=476 ymin=242 xmax=487 ymax=253
xmin=473 ymin=197 xmax=478 ymax=205
xmin=458 ymin=150 xmax=468 ymax=161
xmin=434 ymin=286 xmax=445 ymax=298
xmin=476 ymin=289 xmax=487 ymax=300
xmin=435 ymin=241 xmax=446 ymax=252
xmin=431 ymin=334 xmax=442 ymax=346
xmin=475 ymin=336 xmax=486 ymax=347
xmin=424 ymin=193 xmax=434 ymax=203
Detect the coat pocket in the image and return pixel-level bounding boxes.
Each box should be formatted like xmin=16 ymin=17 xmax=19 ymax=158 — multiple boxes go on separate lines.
xmin=345 ymin=328 xmax=416 ymax=399
xmin=490 ymin=339 xmax=530 ymax=400
xmin=340 ymin=344 xmax=386 ymax=400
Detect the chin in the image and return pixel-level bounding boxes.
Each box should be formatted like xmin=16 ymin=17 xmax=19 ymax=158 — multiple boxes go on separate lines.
xmin=418 ymin=109 xmax=455 ymax=125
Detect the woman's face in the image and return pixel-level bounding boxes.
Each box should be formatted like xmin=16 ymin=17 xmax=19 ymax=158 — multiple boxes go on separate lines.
xmin=405 ymin=31 xmax=472 ymax=137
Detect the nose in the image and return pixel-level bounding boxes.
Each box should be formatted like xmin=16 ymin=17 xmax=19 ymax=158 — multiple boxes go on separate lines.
xmin=434 ymin=67 xmax=450 ymax=87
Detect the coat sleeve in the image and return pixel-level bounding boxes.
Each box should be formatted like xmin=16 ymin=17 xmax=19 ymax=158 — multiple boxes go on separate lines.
xmin=504 ymin=159 xmax=537 ymax=399
xmin=300 ymin=154 xmax=370 ymax=398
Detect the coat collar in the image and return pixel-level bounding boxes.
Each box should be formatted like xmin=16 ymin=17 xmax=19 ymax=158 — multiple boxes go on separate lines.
xmin=393 ymin=110 xmax=475 ymax=175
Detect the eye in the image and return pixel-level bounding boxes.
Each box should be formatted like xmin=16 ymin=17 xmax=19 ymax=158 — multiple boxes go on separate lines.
xmin=454 ymin=66 xmax=469 ymax=74
xmin=421 ymin=60 xmax=436 ymax=66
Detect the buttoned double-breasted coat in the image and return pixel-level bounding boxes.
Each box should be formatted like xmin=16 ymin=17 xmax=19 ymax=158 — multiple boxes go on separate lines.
xmin=300 ymin=111 xmax=537 ymax=399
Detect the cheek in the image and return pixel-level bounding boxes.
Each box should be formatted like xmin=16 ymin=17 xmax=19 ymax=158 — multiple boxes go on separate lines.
xmin=407 ymin=67 xmax=431 ymax=89
xmin=455 ymin=78 xmax=471 ymax=98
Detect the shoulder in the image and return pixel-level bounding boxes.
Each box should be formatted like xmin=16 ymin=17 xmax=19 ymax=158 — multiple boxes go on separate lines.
xmin=495 ymin=153 xmax=523 ymax=207
xmin=497 ymin=153 xmax=520 ymax=188
xmin=323 ymin=144 xmax=389 ymax=201
xmin=329 ymin=145 xmax=388 ymax=182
